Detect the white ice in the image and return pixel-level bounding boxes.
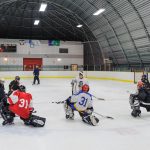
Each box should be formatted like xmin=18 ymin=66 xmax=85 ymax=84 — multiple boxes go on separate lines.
xmin=1 ymin=78 xmax=150 ymax=150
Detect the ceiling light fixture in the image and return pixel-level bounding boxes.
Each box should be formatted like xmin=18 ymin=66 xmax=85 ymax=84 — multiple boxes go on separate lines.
xmin=93 ymin=8 xmax=105 ymax=16
xmin=77 ymin=24 xmax=83 ymax=28
xmin=34 ymin=20 xmax=40 ymax=25
xmin=39 ymin=3 xmax=47 ymax=12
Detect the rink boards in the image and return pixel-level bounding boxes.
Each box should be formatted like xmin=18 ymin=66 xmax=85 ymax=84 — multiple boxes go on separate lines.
xmin=0 ymin=71 xmax=146 ymax=83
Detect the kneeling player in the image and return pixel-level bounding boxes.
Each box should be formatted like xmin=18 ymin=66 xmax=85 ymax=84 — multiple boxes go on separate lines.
xmin=64 ymin=84 xmax=99 ymax=126
xmin=0 ymin=85 xmax=46 ymax=127
xmin=129 ymin=80 xmax=150 ymax=117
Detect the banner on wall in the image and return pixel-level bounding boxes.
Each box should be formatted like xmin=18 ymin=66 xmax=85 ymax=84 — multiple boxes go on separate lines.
xmin=48 ymin=40 xmax=60 ymax=46
xmin=19 ymin=40 xmax=26 ymax=45
xmin=28 ymin=40 xmax=41 ymax=48
xmin=19 ymin=40 xmax=41 ymax=47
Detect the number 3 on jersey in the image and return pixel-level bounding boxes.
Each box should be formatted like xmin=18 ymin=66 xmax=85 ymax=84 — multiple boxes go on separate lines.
xmin=19 ymin=99 xmax=29 ymax=109
xmin=79 ymin=97 xmax=87 ymax=107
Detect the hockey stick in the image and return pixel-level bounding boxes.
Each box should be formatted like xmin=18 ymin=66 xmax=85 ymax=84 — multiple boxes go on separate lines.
xmin=51 ymin=95 xmax=105 ymax=104
xmin=93 ymin=112 xmax=114 ymax=119
xmin=51 ymin=101 xmax=65 ymax=104
xmin=32 ymin=110 xmax=37 ymax=113
xmin=92 ymin=95 xmax=105 ymax=101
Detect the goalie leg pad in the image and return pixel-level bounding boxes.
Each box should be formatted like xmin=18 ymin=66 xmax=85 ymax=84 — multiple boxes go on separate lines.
xmin=131 ymin=99 xmax=141 ymax=117
xmin=129 ymin=94 xmax=139 ymax=109
xmin=82 ymin=115 xmax=99 ymax=126
xmin=0 ymin=108 xmax=14 ymax=125
xmin=24 ymin=115 xmax=46 ymax=127
xmin=131 ymin=109 xmax=141 ymax=117
xmin=64 ymin=101 xmax=74 ymax=120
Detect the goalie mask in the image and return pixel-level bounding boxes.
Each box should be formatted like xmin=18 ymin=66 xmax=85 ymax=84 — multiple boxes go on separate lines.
xmin=142 ymin=74 xmax=147 ymax=78
xmin=82 ymin=84 xmax=89 ymax=92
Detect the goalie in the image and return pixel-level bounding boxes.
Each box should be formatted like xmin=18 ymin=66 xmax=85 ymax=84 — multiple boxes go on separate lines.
xmin=0 ymin=85 xmax=46 ymax=127
xmin=64 ymin=84 xmax=99 ymax=126
xmin=129 ymin=75 xmax=150 ymax=117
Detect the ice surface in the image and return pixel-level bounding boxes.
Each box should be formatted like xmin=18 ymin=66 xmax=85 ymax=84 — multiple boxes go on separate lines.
xmin=1 ymin=78 xmax=150 ymax=150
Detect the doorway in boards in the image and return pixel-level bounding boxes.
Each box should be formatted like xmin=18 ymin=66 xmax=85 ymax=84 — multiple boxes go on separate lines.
xmin=23 ymin=58 xmax=42 ymax=71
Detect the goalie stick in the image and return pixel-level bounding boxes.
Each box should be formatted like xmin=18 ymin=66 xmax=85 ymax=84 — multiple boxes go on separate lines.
xmin=92 ymin=95 xmax=105 ymax=101
xmin=51 ymin=96 xmax=105 ymax=104
xmin=93 ymin=112 xmax=114 ymax=119
xmin=51 ymin=100 xmax=65 ymax=104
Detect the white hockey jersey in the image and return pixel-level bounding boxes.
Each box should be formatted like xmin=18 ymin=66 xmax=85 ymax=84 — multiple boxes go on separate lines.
xmin=71 ymin=77 xmax=89 ymax=94
xmin=70 ymin=91 xmax=93 ymax=111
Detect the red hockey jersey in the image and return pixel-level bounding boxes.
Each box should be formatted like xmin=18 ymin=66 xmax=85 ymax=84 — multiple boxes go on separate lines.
xmin=8 ymin=90 xmax=33 ymax=119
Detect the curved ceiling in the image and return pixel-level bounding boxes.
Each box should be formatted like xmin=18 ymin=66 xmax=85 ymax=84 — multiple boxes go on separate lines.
xmin=0 ymin=0 xmax=95 ymax=41
xmin=0 ymin=0 xmax=150 ymax=67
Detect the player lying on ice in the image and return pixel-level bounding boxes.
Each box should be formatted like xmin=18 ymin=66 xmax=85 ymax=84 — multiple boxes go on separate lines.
xmin=64 ymin=84 xmax=99 ymax=126
xmin=0 ymin=85 xmax=46 ymax=127
xmin=129 ymin=74 xmax=150 ymax=117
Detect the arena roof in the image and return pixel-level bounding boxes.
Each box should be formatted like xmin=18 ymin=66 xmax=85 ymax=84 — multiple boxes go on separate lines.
xmin=0 ymin=0 xmax=150 ymax=66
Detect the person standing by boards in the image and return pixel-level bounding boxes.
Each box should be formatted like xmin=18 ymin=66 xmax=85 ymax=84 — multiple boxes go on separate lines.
xmin=33 ymin=65 xmax=40 ymax=85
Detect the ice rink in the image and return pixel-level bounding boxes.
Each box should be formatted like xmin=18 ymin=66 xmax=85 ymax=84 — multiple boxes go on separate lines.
xmin=1 ymin=78 xmax=150 ymax=150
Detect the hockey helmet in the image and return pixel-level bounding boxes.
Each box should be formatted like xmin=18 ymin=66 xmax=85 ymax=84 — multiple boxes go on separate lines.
xmin=79 ymin=71 xmax=84 ymax=79
xmin=82 ymin=84 xmax=89 ymax=92
xmin=141 ymin=74 xmax=147 ymax=79
xmin=15 ymin=76 xmax=20 ymax=81
xmin=0 ymin=78 xmax=5 ymax=84
xmin=79 ymin=71 xmax=83 ymax=76
xmin=19 ymin=85 xmax=26 ymax=92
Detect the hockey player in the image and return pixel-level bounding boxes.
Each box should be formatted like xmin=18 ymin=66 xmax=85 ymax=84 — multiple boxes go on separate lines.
xmin=129 ymin=80 xmax=150 ymax=117
xmin=33 ymin=66 xmax=40 ymax=85
xmin=0 ymin=78 xmax=15 ymax=125
xmin=0 ymin=78 xmax=7 ymax=103
xmin=8 ymin=76 xmax=20 ymax=96
xmin=0 ymin=85 xmax=46 ymax=127
xmin=64 ymin=84 xmax=99 ymax=126
xmin=71 ymin=71 xmax=89 ymax=94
